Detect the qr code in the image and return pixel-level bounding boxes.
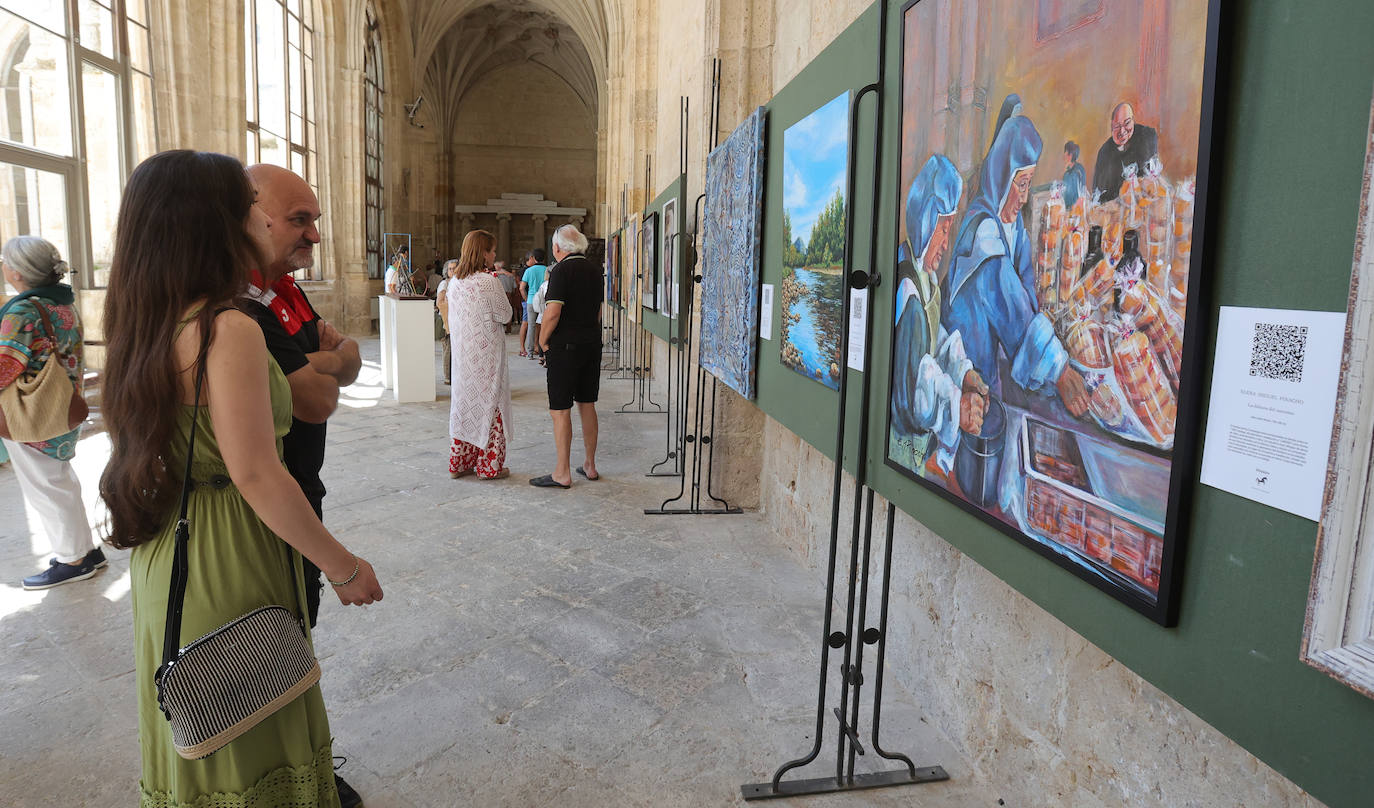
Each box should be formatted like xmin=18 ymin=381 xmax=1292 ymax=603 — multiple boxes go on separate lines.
xmin=1249 ymin=323 xmax=1308 ymax=382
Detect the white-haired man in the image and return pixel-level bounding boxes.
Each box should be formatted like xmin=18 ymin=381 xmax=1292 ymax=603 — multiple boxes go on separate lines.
xmin=530 ymin=224 xmax=602 ymax=488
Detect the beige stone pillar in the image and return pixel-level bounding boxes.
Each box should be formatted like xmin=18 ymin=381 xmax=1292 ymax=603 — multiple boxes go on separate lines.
xmin=458 ymin=213 xmax=474 ymax=248
xmin=532 ymin=213 xmax=549 ymax=254
xmin=496 ymin=213 xmax=511 ymax=262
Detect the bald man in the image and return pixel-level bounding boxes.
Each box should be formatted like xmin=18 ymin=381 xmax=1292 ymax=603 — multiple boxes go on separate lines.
xmin=1091 ymin=102 xmax=1159 ymax=202
xmin=244 ymin=164 xmax=364 ymax=808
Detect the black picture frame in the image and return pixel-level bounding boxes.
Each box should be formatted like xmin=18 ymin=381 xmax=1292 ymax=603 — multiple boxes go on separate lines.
xmin=606 ymin=229 xmax=621 ymax=307
xmin=882 ymin=0 xmax=1222 ymax=626
xmin=641 ymin=211 xmax=659 ymax=312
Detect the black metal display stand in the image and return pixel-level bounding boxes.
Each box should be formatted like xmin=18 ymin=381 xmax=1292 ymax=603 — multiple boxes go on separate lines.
xmin=741 ymin=2 xmax=948 ymax=798
xmin=617 ymin=156 xmax=664 ymax=414
xmin=646 ymin=60 xmax=742 ymax=517
xmin=603 ymin=189 xmax=627 ymax=371
xmin=649 ymin=97 xmax=691 ymax=478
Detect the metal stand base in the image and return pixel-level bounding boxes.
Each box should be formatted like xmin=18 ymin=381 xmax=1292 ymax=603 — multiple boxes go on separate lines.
xmin=644 ymin=506 xmax=742 ymax=515
xmin=741 ymin=767 xmax=949 ymax=801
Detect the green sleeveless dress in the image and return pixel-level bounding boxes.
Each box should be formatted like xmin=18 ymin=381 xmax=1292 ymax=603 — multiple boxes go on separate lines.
xmin=130 ymin=353 xmax=339 ymax=808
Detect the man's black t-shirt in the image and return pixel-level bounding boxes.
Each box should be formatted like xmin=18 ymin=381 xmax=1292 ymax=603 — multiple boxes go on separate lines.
xmin=242 ymin=297 xmax=328 ymax=513
xmin=543 ymin=254 xmax=603 ymax=346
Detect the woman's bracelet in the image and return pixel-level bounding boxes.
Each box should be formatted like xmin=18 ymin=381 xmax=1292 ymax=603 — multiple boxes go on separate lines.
xmin=328 ymin=556 xmax=360 ymax=587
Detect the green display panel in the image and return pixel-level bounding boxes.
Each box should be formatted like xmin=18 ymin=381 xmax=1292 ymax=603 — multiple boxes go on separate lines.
xmin=755 ymin=5 xmax=881 ymax=476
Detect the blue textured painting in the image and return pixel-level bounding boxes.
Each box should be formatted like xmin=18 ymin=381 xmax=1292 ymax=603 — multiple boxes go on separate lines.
xmin=700 ymin=106 xmax=767 ymax=400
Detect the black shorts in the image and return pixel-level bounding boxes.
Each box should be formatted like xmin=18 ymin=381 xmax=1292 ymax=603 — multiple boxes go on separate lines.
xmin=545 ymin=341 xmax=602 ymax=410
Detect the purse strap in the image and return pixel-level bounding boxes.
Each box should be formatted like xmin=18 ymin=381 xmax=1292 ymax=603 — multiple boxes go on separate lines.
xmin=28 ymin=300 xmax=58 ymax=344
xmin=161 ymin=310 xmax=217 ymax=669
xmin=159 ymin=308 xmax=314 ymax=666
xmin=18 ymin=299 xmax=64 ymax=366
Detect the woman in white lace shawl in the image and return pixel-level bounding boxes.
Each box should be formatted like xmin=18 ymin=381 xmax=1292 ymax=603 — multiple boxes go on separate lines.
xmin=446 ymin=229 xmax=513 ymax=480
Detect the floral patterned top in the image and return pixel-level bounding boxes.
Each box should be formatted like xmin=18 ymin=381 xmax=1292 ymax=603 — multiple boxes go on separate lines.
xmin=0 ymin=296 xmax=84 ymax=460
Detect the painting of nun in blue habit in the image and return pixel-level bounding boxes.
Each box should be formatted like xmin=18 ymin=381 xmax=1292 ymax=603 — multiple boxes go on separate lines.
xmin=942 ymin=114 xmax=1080 ymax=409
xmin=891 ymin=155 xmax=986 ymax=473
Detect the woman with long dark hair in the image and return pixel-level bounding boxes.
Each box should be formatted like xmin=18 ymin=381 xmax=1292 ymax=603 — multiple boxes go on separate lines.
xmin=100 ymin=150 xmax=382 ymax=807
xmin=446 ymin=229 xmax=512 ymax=480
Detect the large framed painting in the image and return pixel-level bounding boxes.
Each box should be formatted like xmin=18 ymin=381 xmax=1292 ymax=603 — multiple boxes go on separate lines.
xmin=701 ymin=106 xmax=767 ymax=399
xmin=662 ymin=197 xmax=679 ymax=318
xmin=885 ymin=0 xmax=1219 ymax=624
xmin=642 ymin=211 xmax=659 ymax=312
xmin=780 ymin=92 xmax=850 ymax=391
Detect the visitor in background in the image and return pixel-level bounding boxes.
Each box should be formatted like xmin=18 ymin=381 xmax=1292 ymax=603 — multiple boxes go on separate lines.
xmin=424 ymin=260 xmax=443 ymax=298
xmin=492 ymin=259 xmax=520 ymax=334
xmin=0 ymin=236 xmax=101 ymax=590
xmin=244 ymin=162 xmax=365 ymax=807
xmin=527 ymin=279 xmax=548 ymax=363
xmin=411 ymin=260 xmax=432 ymax=300
xmin=519 ymin=248 xmax=548 ymax=357
xmin=530 ymin=225 xmax=602 ymax=489
xmin=436 ymin=258 xmax=458 ymax=385
xmin=385 ymin=244 xmax=413 ymax=294
xmin=447 ymin=229 xmax=513 ymax=480
xmin=99 ymin=149 xmax=381 ymax=808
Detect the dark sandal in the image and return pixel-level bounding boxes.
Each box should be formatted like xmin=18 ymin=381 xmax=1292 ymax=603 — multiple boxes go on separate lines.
xmin=576 ymin=466 xmax=600 ymax=481
xmin=529 ymin=474 xmax=571 ymax=489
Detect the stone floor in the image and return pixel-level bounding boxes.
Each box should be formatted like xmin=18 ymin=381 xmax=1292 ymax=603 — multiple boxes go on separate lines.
xmin=0 ymin=335 xmax=1000 ymax=807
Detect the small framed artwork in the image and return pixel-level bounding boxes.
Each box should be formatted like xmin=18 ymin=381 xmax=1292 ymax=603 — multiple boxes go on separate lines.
xmin=642 ymin=211 xmax=659 ymax=312
xmin=662 ymin=197 xmax=679 ymax=318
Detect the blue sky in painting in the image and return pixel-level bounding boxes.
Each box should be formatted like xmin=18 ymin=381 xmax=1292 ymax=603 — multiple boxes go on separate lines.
xmin=783 ymin=92 xmax=850 ymax=245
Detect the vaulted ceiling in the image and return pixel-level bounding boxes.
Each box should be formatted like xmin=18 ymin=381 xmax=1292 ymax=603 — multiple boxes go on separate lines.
xmin=400 ymin=0 xmax=609 ymax=132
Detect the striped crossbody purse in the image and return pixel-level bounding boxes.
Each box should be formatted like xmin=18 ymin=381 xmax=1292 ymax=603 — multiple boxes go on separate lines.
xmin=153 ymin=316 xmax=321 ymax=760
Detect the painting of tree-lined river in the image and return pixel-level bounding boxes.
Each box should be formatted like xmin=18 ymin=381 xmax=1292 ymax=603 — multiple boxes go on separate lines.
xmin=780 ymin=92 xmax=850 ymax=391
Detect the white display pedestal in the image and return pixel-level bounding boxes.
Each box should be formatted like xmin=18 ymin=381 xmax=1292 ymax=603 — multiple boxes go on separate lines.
xmin=378 ymin=295 xmax=437 ymax=403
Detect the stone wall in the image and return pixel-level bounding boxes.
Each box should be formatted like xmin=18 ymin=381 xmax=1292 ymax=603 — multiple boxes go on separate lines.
xmin=449 ymin=63 xmax=599 ymax=263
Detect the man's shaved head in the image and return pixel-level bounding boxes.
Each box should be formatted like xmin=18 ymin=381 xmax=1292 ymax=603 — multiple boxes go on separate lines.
xmin=248 ymin=164 xmax=321 ymax=281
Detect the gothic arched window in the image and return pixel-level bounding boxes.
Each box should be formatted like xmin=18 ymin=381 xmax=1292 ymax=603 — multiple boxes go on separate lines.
xmin=364 ymin=2 xmax=384 ymax=280
xmin=245 ymin=0 xmax=320 ymax=279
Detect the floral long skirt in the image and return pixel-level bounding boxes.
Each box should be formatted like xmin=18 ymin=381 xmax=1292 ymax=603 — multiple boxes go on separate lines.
xmin=449 ymin=410 xmax=506 ymax=478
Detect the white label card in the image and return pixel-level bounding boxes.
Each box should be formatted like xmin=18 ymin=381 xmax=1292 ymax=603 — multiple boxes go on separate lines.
xmin=760 ymin=284 xmax=774 ymax=341
xmin=1199 ymin=306 xmax=1346 ymax=520
xmin=847 ymin=288 xmax=867 ymax=371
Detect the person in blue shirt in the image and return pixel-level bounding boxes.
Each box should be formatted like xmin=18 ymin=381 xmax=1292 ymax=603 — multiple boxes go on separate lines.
xmin=942 ymin=114 xmax=1089 ymax=416
xmin=520 ymin=248 xmax=549 ymax=358
xmin=892 ymin=154 xmax=988 ymax=474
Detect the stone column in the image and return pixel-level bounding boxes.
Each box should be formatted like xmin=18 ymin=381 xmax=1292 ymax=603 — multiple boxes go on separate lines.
xmin=458 ymin=213 xmax=474 ymax=248
xmin=532 ymin=213 xmax=549 ymax=255
xmin=496 ymin=213 xmax=511 ymax=262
